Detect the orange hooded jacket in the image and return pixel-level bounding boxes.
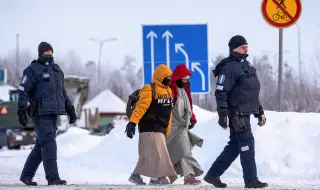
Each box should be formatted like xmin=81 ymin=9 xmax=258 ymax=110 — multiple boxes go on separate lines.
xmin=129 ymin=64 xmax=173 ymax=136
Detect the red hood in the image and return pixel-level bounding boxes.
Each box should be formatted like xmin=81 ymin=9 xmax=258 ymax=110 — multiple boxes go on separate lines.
xmin=171 ymin=64 xmax=191 ymax=82
xmin=170 ymin=64 xmax=197 ymax=122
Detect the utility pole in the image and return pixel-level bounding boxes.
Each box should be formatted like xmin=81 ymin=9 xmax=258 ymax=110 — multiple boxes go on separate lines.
xmin=16 ymin=34 xmax=20 ymax=84
xmin=296 ymin=24 xmax=302 ymax=86
xmin=89 ymin=37 xmax=117 ymax=93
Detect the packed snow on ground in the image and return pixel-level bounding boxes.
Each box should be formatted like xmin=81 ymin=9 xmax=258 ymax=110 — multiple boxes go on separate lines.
xmin=1 ymin=105 xmax=320 ymax=189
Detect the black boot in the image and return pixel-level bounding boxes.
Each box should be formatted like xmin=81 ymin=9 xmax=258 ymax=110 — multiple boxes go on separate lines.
xmin=204 ymin=175 xmax=227 ymax=188
xmin=245 ymin=179 xmax=268 ymax=188
xmin=48 ymin=178 xmax=67 ymax=185
xmin=20 ymin=177 xmax=37 ymax=186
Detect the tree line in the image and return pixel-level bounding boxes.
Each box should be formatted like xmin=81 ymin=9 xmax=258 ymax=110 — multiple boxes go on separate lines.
xmin=1 ymin=48 xmax=320 ymax=112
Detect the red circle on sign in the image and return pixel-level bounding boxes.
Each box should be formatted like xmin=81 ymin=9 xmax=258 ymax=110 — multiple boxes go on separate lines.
xmin=261 ymin=0 xmax=302 ymax=28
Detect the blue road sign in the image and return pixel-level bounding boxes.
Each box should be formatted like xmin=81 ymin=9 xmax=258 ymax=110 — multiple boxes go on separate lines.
xmin=0 ymin=68 xmax=7 ymax=85
xmin=142 ymin=24 xmax=210 ymax=94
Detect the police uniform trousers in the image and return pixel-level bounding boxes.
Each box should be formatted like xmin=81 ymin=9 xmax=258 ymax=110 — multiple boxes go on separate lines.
xmin=205 ymin=115 xmax=258 ymax=183
xmin=21 ymin=114 xmax=59 ymax=182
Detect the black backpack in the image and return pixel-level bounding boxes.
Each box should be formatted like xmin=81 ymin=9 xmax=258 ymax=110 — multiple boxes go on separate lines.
xmin=126 ymin=83 xmax=156 ymax=118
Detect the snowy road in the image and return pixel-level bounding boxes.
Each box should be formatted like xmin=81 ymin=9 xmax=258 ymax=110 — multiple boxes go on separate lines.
xmin=0 ymin=184 xmax=320 ymax=190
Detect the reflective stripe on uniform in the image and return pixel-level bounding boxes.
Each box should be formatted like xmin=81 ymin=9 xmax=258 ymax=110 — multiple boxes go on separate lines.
xmin=216 ymin=85 xmax=224 ymax=90
xmin=18 ymin=85 xmax=25 ymax=91
xmin=241 ymin=146 xmax=249 ymax=152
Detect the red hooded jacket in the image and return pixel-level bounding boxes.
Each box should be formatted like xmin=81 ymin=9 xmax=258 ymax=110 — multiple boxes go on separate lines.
xmin=170 ymin=64 xmax=197 ymax=122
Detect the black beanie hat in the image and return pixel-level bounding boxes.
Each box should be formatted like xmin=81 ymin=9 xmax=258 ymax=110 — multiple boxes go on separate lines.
xmin=38 ymin=42 xmax=53 ymax=56
xmin=228 ymin=35 xmax=247 ymax=51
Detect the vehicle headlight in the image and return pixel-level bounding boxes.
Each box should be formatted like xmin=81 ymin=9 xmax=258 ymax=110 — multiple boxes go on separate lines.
xmin=6 ymin=129 xmax=12 ymax=136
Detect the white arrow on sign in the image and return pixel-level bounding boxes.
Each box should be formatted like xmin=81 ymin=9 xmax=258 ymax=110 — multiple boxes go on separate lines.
xmin=162 ymin=31 xmax=173 ymax=68
xmin=191 ymin=62 xmax=205 ymax=91
xmin=147 ymin=31 xmax=158 ymax=74
xmin=175 ymin=43 xmax=189 ymax=70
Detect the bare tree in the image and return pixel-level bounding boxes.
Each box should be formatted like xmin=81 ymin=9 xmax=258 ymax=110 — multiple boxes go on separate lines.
xmin=0 ymin=48 xmax=32 ymax=87
xmin=1 ymin=46 xmax=320 ymax=112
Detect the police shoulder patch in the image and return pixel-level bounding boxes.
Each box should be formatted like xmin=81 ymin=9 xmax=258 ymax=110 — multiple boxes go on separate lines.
xmin=21 ymin=75 xmax=27 ymax=84
xmin=217 ymin=74 xmax=225 ymax=84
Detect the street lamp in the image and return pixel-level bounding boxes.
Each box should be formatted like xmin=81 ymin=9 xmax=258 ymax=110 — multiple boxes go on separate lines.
xmin=89 ymin=37 xmax=117 ymax=93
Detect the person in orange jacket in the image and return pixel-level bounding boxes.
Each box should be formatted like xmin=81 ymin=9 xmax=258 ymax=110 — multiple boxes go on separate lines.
xmin=126 ymin=64 xmax=177 ymax=185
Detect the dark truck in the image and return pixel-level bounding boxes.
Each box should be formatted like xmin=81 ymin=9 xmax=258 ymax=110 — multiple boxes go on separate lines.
xmin=0 ymin=90 xmax=35 ymax=149
xmin=0 ymin=75 xmax=89 ymax=149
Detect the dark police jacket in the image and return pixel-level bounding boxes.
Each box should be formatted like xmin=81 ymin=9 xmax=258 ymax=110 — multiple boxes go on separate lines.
xmin=213 ymin=51 xmax=263 ymax=116
xmin=17 ymin=59 xmax=73 ymax=116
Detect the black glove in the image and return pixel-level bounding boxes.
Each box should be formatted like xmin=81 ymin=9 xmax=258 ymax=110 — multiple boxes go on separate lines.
xmin=17 ymin=108 xmax=28 ymax=127
xmin=66 ymin=106 xmax=77 ymax=124
xmin=257 ymin=114 xmax=266 ymax=127
xmin=125 ymin=122 xmax=136 ymax=139
xmin=218 ymin=115 xmax=228 ymax=129
xmin=189 ymin=120 xmax=196 ymax=129
xmin=254 ymin=107 xmax=266 ymax=127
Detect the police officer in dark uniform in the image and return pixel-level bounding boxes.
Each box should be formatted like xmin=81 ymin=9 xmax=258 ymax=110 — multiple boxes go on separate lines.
xmin=17 ymin=42 xmax=77 ymax=186
xmin=203 ymin=35 xmax=268 ymax=188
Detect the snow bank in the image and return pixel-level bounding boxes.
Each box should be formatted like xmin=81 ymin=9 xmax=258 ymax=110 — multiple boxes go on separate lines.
xmin=0 ymin=85 xmax=16 ymax=101
xmin=57 ymin=127 xmax=105 ymax=157
xmin=192 ymin=105 xmax=217 ymax=123
xmin=1 ymin=106 xmax=320 ymax=186
xmin=195 ymin=111 xmax=320 ymax=185
xmin=56 ymin=108 xmax=320 ymax=185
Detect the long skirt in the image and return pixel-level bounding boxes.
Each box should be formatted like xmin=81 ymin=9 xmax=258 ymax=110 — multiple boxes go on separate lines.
xmin=134 ymin=132 xmax=177 ymax=178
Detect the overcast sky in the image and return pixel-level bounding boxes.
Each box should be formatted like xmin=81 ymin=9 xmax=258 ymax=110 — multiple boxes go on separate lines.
xmin=0 ymin=0 xmax=319 ymax=72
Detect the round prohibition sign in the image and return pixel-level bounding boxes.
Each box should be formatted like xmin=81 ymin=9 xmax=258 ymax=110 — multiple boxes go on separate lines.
xmin=261 ymin=0 xmax=302 ymax=28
